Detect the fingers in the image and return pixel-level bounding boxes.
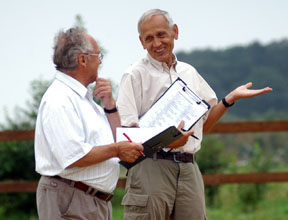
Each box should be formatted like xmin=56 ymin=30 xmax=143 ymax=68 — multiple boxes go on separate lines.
xmin=177 ymin=120 xmax=194 ymax=137
xmin=262 ymin=86 xmax=273 ymax=92
xmin=93 ymin=78 xmax=112 ymax=97
xmin=177 ymin=120 xmax=185 ymax=130
xmin=244 ymin=82 xmax=253 ymax=89
xmin=94 ymin=78 xmax=116 ymax=108
xmin=136 ymin=143 xmax=144 ymax=152
xmin=232 ymin=82 xmax=272 ymax=101
xmin=117 ymin=142 xmax=144 ymax=162
xmin=185 ymin=129 xmax=194 ymax=136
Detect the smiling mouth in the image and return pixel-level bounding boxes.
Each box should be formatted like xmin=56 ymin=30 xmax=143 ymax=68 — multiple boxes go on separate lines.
xmin=155 ymin=48 xmax=166 ymax=54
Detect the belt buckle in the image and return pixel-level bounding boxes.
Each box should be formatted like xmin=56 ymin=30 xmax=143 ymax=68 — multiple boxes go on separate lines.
xmin=105 ymin=194 xmax=113 ymax=201
xmin=85 ymin=186 xmax=94 ymax=195
xmin=173 ymin=152 xmax=181 ymax=163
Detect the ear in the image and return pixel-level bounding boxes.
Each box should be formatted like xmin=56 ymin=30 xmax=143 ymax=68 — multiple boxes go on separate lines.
xmin=78 ymin=54 xmax=87 ymax=67
xmin=173 ymin=24 xmax=179 ymax=40
xmin=139 ymin=35 xmax=146 ymax=49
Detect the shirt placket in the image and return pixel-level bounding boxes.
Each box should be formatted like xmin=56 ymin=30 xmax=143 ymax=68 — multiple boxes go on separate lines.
xmin=169 ymin=65 xmax=178 ymax=83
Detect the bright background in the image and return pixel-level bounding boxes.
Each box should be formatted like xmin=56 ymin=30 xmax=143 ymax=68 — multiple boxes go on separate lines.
xmin=1 ymin=0 xmax=287 ymax=122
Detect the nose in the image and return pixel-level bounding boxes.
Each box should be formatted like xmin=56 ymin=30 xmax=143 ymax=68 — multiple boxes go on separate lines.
xmin=153 ymin=38 xmax=161 ymax=47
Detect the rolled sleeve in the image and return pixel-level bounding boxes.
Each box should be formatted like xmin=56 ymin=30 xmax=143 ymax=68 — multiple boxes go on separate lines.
xmin=117 ymin=72 xmax=142 ymax=127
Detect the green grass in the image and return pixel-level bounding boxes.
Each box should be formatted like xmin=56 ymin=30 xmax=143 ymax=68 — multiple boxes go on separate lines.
xmin=112 ymin=188 xmax=125 ymax=220
xmin=111 ymin=183 xmax=288 ymax=220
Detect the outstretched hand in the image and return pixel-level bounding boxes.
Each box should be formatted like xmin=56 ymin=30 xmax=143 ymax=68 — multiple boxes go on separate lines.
xmin=226 ymin=82 xmax=272 ymax=103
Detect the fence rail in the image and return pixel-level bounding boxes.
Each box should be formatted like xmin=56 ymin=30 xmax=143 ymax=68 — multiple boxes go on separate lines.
xmin=1 ymin=121 xmax=288 ymax=193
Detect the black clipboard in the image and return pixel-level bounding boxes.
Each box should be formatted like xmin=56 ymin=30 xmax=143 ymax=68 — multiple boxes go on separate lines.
xmin=119 ymin=126 xmax=182 ymax=169
xmin=139 ymin=77 xmax=210 ymax=131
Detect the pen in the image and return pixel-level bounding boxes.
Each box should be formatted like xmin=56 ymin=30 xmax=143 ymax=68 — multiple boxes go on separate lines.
xmin=191 ymin=134 xmax=199 ymax=140
xmin=181 ymin=128 xmax=199 ymax=140
xmin=123 ymin=133 xmax=145 ymax=156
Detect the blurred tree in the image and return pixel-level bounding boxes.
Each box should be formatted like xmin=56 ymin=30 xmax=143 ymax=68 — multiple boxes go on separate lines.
xmin=237 ymin=143 xmax=272 ymax=211
xmin=176 ymin=39 xmax=288 ymax=121
xmin=0 ymin=78 xmax=50 ymax=217
xmin=74 ymin=14 xmax=86 ymax=28
xmin=197 ymin=135 xmax=235 ymax=207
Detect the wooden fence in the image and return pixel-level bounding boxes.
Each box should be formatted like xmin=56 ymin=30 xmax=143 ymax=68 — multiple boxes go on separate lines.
xmin=1 ymin=121 xmax=288 ymax=193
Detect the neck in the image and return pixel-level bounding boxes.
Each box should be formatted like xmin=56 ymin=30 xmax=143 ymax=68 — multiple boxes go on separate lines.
xmin=62 ymin=70 xmax=90 ymax=87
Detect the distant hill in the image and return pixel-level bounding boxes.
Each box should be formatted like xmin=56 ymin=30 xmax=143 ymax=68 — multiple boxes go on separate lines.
xmin=177 ymin=39 xmax=288 ymax=121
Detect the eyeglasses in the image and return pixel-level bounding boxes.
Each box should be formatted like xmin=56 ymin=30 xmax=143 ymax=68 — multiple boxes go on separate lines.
xmin=83 ymin=52 xmax=104 ymax=61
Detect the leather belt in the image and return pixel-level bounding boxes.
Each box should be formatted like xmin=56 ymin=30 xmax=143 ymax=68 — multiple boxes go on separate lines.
xmin=148 ymin=150 xmax=195 ymax=163
xmin=53 ymin=176 xmax=113 ymax=201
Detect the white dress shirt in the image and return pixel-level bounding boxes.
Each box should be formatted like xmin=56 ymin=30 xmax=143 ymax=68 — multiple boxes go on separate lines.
xmin=117 ymin=54 xmax=218 ymax=154
xmin=35 ymin=71 xmax=119 ymax=193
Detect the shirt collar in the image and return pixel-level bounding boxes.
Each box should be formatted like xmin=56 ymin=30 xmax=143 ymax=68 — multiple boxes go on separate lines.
xmin=147 ymin=53 xmax=178 ymax=72
xmin=55 ymin=71 xmax=89 ymax=99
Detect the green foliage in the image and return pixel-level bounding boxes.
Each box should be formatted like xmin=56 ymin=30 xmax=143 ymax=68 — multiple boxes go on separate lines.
xmin=0 ymin=78 xmax=48 ymax=216
xmin=237 ymin=143 xmax=272 ymax=211
xmin=0 ymin=193 xmax=37 ymax=218
xmin=0 ymin=141 xmax=39 ymax=180
xmin=74 ymin=14 xmax=86 ymax=28
xmin=177 ymin=39 xmax=288 ymax=120
xmin=0 ymin=140 xmax=39 ymax=215
xmin=197 ymin=135 xmax=235 ymax=206
xmin=0 ymin=78 xmax=51 ymax=130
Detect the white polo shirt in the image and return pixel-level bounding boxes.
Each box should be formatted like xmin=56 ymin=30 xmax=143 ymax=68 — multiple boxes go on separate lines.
xmin=117 ymin=54 xmax=218 ymax=154
xmin=34 ymin=71 xmax=119 ymax=193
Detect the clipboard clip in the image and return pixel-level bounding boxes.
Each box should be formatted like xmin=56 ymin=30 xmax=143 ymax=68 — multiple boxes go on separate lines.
xmin=182 ymin=86 xmax=201 ymax=105
xmin=151 ymin=143 xmax=164 ymax=151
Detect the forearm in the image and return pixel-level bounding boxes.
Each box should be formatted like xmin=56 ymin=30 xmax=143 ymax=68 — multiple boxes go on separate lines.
xmin=68 ymin=143 xmax=118 ymax=168
xmin=68 ymin=141 xmax=144 ymax=168
xmin=105 ymin=110 xmax=121 ymax=141
xmin=203 ymin=99 xmax=230 ymax=133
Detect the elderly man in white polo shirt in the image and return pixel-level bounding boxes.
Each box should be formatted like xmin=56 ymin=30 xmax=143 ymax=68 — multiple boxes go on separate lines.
xmin=34 ymin=27 xmax=143 ymax=220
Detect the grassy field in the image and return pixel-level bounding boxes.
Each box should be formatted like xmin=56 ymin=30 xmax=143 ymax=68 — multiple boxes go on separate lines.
xmin=112 ymin=182 xmax=288 ymax=220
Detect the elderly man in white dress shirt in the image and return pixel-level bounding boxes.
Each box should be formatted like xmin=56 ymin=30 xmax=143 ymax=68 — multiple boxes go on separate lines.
xmin=116 ymin=9 xmax=272 ymax=220
xmin=34 ymin=27 xmax=143 ymax=220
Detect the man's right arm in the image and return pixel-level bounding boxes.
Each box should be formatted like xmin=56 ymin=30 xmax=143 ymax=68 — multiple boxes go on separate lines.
xmin=68 ymin=141 xmax=143 ymax=168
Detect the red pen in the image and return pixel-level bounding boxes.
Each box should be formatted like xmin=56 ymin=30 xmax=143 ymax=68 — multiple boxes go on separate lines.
xmin=123 ymin=132 xmax=145 ymax=156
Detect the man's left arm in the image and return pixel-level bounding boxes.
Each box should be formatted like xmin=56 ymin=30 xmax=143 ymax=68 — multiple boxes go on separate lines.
xmin=93 ymin=77 xmax=120 ymax=141
xmin=203 ymin=82 xmax=272 ymax=133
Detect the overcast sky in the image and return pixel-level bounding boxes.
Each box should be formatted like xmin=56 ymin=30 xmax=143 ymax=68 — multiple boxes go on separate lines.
xmin=0 ymin=0 xmax=287 ymax=124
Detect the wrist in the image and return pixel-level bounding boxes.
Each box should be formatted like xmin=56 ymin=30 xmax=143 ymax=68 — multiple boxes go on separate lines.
xmin=222 ymin=97 xmax=235 ymax=108
xmin=113 ymin=143 xmax=120 ymax=158
xmin=102 ymin=98 xmax=116 ymax=110
xmin=104 ymin=106 xmax=118 ymax=114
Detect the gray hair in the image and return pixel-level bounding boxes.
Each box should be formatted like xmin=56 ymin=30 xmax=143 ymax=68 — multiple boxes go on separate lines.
xmin=53 ymin=27 xmax=94 ymax=71
xmin=138 ymin=9 xmax=174 ymax=34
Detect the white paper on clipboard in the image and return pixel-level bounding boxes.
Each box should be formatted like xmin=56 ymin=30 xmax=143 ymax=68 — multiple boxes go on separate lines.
xmin=139 ymin=77 xmax=210 ymax=131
